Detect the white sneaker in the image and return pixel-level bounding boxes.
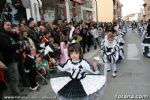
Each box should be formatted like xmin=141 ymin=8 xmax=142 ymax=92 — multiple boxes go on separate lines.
xmin=29 ymin=85 xmax=40 ymax=91
xmin=112 ymin=73 xmax=116 ymax=78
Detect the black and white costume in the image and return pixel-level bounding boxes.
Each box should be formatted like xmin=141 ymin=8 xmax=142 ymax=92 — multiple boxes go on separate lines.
xmin=115 ymin=30 xmax=125 ymax=61
xmin=101 ymin=39 xmax=119 ymax=63
xmin=141 ymin=24 xmax=150 ymax=57
xmin=138 ymin=24 xmax=146 ymax=37
xmin=122 ymin=24 xmax=127 ymax=34
xmin=101 ymin=38 xmax=119 ymax=76
xmin=114 ymin=25 xmax=125 ymax=61
xmin=50 ymin=59 xmax=106 ymax=99
xmin=140 ymin=26 xmax=147 ymax=40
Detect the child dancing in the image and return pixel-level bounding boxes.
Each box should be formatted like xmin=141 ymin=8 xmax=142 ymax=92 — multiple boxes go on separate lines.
xmin=50 ymin=43 xmax=106 ymax=100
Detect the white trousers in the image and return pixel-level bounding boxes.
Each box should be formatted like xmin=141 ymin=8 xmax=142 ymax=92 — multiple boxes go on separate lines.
xmin=104 ymin=63 xmax=116 ymax=76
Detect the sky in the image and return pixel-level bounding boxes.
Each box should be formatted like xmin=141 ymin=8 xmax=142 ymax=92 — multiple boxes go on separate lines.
xmin=119 ymin=0 xmax=144 ymax=16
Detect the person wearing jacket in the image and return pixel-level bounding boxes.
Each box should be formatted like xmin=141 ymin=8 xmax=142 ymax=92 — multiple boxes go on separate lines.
xmin=0 ymin=20 xmax=23 ymax=97
xmin=27 ymin=18 xmax=40 ymax=50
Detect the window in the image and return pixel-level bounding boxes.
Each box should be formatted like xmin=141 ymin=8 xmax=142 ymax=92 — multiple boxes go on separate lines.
xmin=113 ymin=9 xmax=116 ymax=14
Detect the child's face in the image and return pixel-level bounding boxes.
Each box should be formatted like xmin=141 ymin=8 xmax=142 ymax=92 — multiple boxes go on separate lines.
xmin=23 ymin=31 xmax=28 ymax=37
xmin=70 ymin=51 xmax=80 ymax=61
xmin=108 ymin=37 xmax=113 ymax=44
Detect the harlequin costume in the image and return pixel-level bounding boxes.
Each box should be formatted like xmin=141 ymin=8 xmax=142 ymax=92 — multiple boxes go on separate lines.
xmin=50 ymin=59 xmax=106 ymax=99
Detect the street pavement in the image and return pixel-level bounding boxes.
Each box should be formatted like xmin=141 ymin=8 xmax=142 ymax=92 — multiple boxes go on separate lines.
xmin=4 ymin=28 xmax=150 ymax=100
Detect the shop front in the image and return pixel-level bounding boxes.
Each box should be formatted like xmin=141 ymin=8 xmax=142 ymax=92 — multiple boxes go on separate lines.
xmin=42 ymin=0 xmax=67 ymax=22
xmin=70 ymin=0 xmax=83 ymax=23
xmin=81 ymin=0 xmax=93 ymax=22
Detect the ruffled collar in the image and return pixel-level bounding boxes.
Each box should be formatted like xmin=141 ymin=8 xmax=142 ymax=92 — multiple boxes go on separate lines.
xmin=105 ymin=39 xmax=117 ymax=47
xmin=71 ymin=59 xmax=82 ymax=65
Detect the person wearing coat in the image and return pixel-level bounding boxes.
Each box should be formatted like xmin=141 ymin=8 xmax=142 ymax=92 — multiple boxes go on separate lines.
xmin=0 ymin=20 xmax=23 ymax=96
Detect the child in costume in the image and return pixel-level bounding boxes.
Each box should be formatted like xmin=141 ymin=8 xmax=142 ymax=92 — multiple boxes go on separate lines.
xmin=23 ymin=47 xmax=40 ymax=91
xmin=114 ymin=25 xmax=125 ymax=61
xmin=141 ymin=23 xmax=150 ymax=58
xmin=101 ymin=31 xmax=119 ymax=77
xmin=51 ymin=43 xmax=106 ymax=100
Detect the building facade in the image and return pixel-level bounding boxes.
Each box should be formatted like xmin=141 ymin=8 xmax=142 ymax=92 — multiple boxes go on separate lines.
xmin=96 ymin=0 xmax=114 ymax=22
xmin=81 ymin=0 xmax=93 ymax=22
xmin=20 ymin=0 xmax=41 ymax=22
xmin=123 ymin=13 xmax=143 ymax=22
xmin=113 ymin=0 xmax=122 ymax=21
xmin=143 ymin=0 xmax=150 ymax=21
xmin=92 ymin=0 xmax=122 ymax=22
xmin=69 ymin=0 xmax=83 ymax=22
xmin=1 ymin=0 xmax=123 ymax=23
xmin=41 ymin=0 xmax=66 ymax=22
xmin=41 ymin=0 xmax=84 ymax=23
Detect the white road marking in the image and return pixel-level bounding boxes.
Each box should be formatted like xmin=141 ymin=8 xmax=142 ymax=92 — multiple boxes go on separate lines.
xmin=127 ymin=44 xmax=140 ymax=60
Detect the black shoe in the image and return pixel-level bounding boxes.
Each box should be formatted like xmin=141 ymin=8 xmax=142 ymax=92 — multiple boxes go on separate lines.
xmin=114 ymin=70 xmax=117 ymax=73
xmin=87 ymin=48 xmax=90 ymax=52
